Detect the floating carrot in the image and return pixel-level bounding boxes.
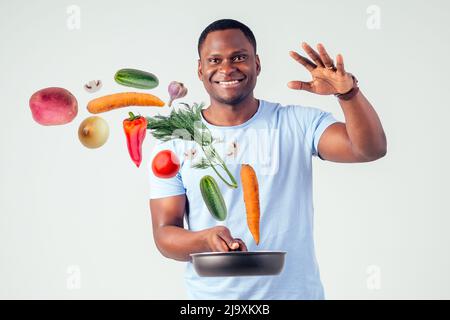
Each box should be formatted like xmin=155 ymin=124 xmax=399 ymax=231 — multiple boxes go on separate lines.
xmin=87 ymin=92 xmax=165 ymax=114
xmin=240 ymin=164 xmax=260 ymax=245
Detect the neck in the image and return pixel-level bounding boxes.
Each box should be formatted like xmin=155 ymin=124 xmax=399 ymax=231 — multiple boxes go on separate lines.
xmin=202 ymin=94 xmax=259 ymax=127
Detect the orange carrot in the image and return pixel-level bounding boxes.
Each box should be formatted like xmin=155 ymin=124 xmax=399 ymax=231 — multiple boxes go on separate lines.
xmin=240 ymin=164 xmax=260 ymax=245
xmin=87 ymin=92 xmax=165 ymax=114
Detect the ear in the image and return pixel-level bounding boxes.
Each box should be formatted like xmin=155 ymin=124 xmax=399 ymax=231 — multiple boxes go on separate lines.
xmin=197 ymin=59 xmax=203 ymax=81
xmin=255 ymin=54 xmax=261 ymax=76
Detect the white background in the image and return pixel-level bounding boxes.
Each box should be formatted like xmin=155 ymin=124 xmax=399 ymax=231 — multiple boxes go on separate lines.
xmin=1 ymin=0 xmax=449 ymax=299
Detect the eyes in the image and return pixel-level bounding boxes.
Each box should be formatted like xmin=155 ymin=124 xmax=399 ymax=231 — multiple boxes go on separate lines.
xmin=208 ymin=54 xmax=248 ymax=64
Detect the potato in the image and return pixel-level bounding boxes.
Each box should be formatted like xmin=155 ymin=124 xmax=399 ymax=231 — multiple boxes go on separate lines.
xmin=29 ymin=87 xmax=78 ymax=125
xmin=78 ymin=116 xmax=109 ymax=149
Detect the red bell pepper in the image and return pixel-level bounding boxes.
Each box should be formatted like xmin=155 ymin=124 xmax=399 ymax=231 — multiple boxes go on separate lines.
xmin=123 ymin=112 xmax=147 ymax=167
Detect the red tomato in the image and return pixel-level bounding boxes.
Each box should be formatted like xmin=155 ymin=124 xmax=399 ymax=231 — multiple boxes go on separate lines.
xmin=152 ymin=150 xmax=180 ymax=178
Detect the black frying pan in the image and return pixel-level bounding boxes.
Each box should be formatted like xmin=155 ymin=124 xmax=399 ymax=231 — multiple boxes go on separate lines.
xmin=190 ymin=251 xmax=286 ymax=277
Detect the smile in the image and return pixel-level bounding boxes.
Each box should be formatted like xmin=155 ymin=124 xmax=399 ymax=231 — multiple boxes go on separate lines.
xmin=214 ymin=78 xmax=245 ymax=88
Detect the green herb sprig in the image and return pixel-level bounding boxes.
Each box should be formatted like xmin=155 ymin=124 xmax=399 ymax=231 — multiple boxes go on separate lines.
xmin=146 ymin=103 xmax=238 ymax=188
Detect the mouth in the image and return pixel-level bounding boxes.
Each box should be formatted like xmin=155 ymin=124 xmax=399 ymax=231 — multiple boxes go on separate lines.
xmin=213 ymin=78 xmax=245 ymax=88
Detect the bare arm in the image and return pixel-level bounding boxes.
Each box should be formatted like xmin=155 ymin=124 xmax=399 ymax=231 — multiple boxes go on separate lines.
xmin=288 ymin=42 xmax=387 ymax=163
xmin=150 ymin=195 xmax=247 ymax=262
xmin=336 ymin=90 xmax=386 ymax=160
xmin=317 ymin=91 xmax=386 ymax=162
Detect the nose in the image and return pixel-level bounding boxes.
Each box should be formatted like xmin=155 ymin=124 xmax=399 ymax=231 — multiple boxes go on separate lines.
xmin=218 ymin=59 xmax=236 ymax=75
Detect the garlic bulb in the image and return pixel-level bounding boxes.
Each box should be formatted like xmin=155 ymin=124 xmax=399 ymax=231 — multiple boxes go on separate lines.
xmin=168 ymin=81 xmax=188 ymax=107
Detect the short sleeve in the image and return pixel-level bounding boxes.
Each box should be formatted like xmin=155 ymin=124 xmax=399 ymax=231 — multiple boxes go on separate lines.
xmin=309 ymin=109 xmax=338 ymax=159
xmin=148 ymin=141 xmax=186 ymax=199
xmin=288 ymin=105 xmax=339 ymax=159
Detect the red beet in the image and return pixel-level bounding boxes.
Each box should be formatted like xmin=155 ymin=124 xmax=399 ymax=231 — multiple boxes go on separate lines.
xmin=29 ymin=87 xmax=78 ymax=125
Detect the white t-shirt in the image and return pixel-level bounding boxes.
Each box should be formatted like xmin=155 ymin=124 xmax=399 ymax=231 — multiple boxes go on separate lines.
xmin=148 ymin=99 xmax=338 ymax=299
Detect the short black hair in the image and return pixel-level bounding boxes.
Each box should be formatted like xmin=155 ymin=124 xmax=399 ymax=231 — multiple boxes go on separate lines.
xmin=197 ymin=19 xmax=257 ymax=57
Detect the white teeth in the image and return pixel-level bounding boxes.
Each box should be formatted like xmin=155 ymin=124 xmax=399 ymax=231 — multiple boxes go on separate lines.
xmin=219 ymin=80 xmax=240 ymax=86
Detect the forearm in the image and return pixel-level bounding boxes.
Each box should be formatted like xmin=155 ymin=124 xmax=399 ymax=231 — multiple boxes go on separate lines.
xmin=154 ymin=225 xmax=209 ymax=262
xmin=338 ymin=90 xmax=387 ymax=159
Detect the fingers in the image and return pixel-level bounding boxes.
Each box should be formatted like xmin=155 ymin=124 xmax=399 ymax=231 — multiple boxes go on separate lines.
xmin=233 ymin=238 xmax=248 ymax=252
xmin=287 ymin=80 xmax=314 ymax=93
xmin=336 ymin=54 xmax=346 ymax=76
xmin=207 ymin=226 xmax=249 ymax=252
xmin=212 ymin=234 xmax=229 ymax=252
xmin=317 ymin=43 xmax=334 ymax=69
xmin=302 ymin=42 xmax=324 ymax=68
xmin=289 ymin=51 xmax=316 ymax=72
xmin=217 ymin=227 xmax=241 ymax=251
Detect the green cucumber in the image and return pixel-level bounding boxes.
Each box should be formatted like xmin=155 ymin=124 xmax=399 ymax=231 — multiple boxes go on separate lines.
xmin=114 ymin=68 xmax=159 ymax=89
xmin=200 ymin=175 xmax=227 ymax=221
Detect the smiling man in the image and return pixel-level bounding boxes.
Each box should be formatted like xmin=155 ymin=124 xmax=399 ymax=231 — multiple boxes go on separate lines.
xmin=198 ymin=26 xmax=260 ymax=126
xmin=148 ymin=19 xmax=387 ymax=299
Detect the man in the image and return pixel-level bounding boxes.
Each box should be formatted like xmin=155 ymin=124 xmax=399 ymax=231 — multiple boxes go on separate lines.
xmin=148 ymin=19 xmax=386 ymax=299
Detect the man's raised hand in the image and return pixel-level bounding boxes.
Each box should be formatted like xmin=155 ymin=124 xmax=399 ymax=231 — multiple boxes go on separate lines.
xmin=288 ymin=42 xmax=354 ymax=95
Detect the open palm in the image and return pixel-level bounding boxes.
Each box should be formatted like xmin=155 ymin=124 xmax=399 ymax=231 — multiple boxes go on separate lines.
xmin=288 ymin=42 xmax=354 ymax=95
